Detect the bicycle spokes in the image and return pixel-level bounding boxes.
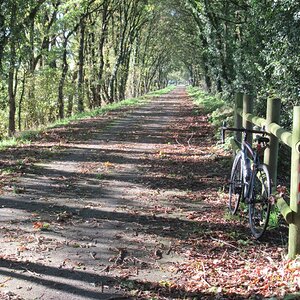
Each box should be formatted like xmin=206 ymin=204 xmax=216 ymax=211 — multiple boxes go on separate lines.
xmin=229 ymin=152 xmax=243 ymax=215
xmin=249 ymin=165 xmax=271 ymax=239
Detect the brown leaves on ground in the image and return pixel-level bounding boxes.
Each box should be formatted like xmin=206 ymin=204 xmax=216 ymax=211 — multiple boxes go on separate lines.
xmin=0 ymin=88 xmax=297 ymax=300
xmin=128 ymin=92 xmax=295 ymax=299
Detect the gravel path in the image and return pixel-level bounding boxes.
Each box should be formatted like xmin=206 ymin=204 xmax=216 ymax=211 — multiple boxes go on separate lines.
xmin=0 ymin=86 xmax=293 ymax=300
xmin=0 ymin=86 xmax=219 ymax=299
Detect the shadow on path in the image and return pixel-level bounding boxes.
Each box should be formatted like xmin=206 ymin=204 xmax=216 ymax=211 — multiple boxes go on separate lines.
xmin=0 ymin=87 xmax=289 ymax=299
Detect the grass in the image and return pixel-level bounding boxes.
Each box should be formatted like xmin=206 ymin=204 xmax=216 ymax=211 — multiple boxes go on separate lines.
xmin=0 ymin=137 xmax=19 ymax=150
xmin=186 ymin=86 xmax=225 ymax=114
xmin=1 ymin=166 xmax=16 ymax=175
xmin=186 ymin=85 xmax=233 ymax=128
xmin=223 ymin=210 xmax=241 ymax=222
xmin=145 ymin=85 xmax=175 ymax=97
xmin=96 ymin=173 xmax=105 ymax=180
xmin=268 ymin=206 xmax=281 ymax=229
xmin=0 ymin=86 xmax=175 ymax=150
xmin=51 ymin=97 xmax=147 ymax=128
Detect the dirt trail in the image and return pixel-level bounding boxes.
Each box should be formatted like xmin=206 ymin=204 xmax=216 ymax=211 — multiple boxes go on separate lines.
xmin=0 ymin=87 xmax=290 ymax=300
xmin=0 ymin=86 xmax=219 ymax=299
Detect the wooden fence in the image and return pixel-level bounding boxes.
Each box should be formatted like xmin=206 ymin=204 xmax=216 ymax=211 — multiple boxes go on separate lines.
xmin=234 ymin=93 xmax=300 ymax=259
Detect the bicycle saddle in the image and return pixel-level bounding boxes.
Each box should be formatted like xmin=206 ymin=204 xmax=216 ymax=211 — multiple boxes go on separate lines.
xmin=255 ymin=136 xmax=269 ymax=143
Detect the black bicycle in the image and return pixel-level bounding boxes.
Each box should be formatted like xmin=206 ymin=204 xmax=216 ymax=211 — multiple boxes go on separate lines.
xmin=221 ymin=123 xmax=272 ymax=239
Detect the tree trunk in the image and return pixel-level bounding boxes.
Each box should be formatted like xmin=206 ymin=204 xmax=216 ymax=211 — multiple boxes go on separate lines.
xmin=8 ymin=3 xmax=17 ymax=136
xmin=18 ymin=70 xmax=26 ymax=131
xmin=118 ymin=49 xmax=132 ymax=101
xmin=8 ymin=57 xmax=16 ymax=136
xmin=96 ymin=2 xmax=110 ymax=106
xmin=0 ymin=11 xmax=6 ymax=71
xmin=86 ymin=14 xmax=97 ymax=109
xmin=58 ymin=37 xmax=68 ymax=119
xmin=77 ymin=18 xmax=85 ymax=113
xmin=216 ymin=77 xmax=222 ymax=93
xmin=67 ymin=72 xmax=77 ymax=117
xmin=108 ymin=4 xmax=129 ymax=103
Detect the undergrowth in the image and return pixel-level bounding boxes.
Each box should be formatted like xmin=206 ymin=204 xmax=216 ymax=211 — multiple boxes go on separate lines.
xmin=186 ymin=86 xmax=233 ymax=128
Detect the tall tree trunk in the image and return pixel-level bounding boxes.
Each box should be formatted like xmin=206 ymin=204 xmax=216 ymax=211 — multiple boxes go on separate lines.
xmin=67 ymin=72 xmax=77 ymax=117
xmin=89 ymin=27 xmax=97 ymax=108
xmin=8 ymin=56 xmax=16 ymax=136
xmin=8 ymin=3 xmax=17 ymax=136
xmin=109 ymin=54 xmax=122 ymax=103
xmin=0 ymin=11 xmax=6 ymax=71
xmin=77 ymin=18 xmax=85 ymax=113
xmin=199 ymin=34 xmax=212 ymax=92
xmin=58 ymin=36 xmax=68 ymax=119
xmin=118 ymin=50 xmax=132 ymax=101
xmin=18 ymin=70 xmax=26 ymax=131
xmin=25 ymin=17 xmax=37 ymax=128
xmin=97 ymin=2 xmax=110 ymax=106
xmin=108 ymin=4 xmax=129 ymax=103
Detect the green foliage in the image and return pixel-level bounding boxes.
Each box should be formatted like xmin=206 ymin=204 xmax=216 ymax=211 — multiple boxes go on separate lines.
xmin=187 ymin=86 xmax=233 ymax=128
xmin=223 ymin=211 xmax=240 ymax=222
xmin=184 ymin=0 xmax=297 ymax=129
xmin=210 ymin=106 xmax=234 ymax=128
xmin=0 ymin=138 xmax=18 ymax=150
xmin=22 ymin=68 xmax=60 ymax=129
xmin=96 ymin=173 xmax=105 ymax=180
xmin=0 ymin=109 xmax=8 ymax=139
xmin=187 ymin=86 xmax=223 ymax=113
xmin=17 ymin=130 xmax=40 ymax=142
xmin=0 ymin=0 xmax=179 ymax=138
xmin=0 ymin=0 xmax=297 ymax=139
xmin=146 ymin=85 xmax=176 ymax=97
xmin=268 ymin=206 xmax=281 ymax=230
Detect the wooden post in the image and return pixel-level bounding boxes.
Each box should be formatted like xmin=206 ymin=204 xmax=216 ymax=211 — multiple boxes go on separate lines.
xmin=288 ymin=106 xmax=300 ymax=259
xmin=264 ymin=98 xmax=281 ymax=187
xmin=235 ymin=93 xmax=243 ymax=143
xmin=276 ymin=196 xmax=294 ymax=224
xmin=243 ymin=94 xmax=254 ymax=144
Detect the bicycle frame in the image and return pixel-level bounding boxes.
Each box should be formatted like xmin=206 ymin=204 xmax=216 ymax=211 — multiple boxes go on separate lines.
xmin=240 ymin=134 xmax=260 ymax=203
xmin=221 ymin=124 xmax=269 ymax=202
xmin=221 ymin=123 xmax=272 ymax=238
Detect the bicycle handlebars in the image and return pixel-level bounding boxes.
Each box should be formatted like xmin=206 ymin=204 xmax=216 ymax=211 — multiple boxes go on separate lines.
xmin=221 ymin=122 xmax=269 ymax=144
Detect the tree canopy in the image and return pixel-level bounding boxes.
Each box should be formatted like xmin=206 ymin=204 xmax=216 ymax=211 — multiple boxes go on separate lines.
xmin=0 ymin=0 xmax=298 ymax=137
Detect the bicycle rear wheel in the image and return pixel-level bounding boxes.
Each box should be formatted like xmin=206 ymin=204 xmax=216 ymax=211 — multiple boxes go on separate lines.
xmin=229 ymin=151 xmax=244 ymax=215
xmin=249 ymin=164 xmax=271 ymax=239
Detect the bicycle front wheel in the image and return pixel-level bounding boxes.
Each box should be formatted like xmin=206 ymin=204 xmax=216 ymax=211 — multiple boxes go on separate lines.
xmin=229 ymin=151 xmax=244 ymax=215
xmin=249 ymin=164 xmax=271 ymax=239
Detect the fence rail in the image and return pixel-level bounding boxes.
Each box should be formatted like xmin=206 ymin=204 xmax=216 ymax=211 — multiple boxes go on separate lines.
xmin=234 ymin=93 xmax=300 ymax=259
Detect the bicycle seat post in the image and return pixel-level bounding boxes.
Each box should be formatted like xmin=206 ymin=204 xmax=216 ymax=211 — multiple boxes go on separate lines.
xmin=242 ymin=131 xmax=248 ymax=144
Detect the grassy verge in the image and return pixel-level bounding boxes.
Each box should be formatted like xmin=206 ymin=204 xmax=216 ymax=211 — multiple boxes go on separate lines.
xmin=0 ymin=85 xmax=175 ymax=150
xmin=187 ymin=86 xmax=225 ymax=113
xmin=145 ymin=85 xmax=176 ymax=97
xmin=51 ymin=85 xmax=175 ymax=128
xmin=186 ymin=86 xmax=233 ymax=128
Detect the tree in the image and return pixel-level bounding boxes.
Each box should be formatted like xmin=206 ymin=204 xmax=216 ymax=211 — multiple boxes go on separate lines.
xmin=0 ymin=0 xmax=298 ymax=138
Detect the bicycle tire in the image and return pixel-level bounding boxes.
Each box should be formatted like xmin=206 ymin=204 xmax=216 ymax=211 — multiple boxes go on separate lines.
xmin=248 ymin=164 xmax=271 ymax=239
xmin=229 ymin=151 xmax=244 ymax=215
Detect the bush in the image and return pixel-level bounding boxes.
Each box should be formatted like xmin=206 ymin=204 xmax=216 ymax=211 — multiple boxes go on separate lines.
xmin=187 ymin=86 xmax=233 ymax=127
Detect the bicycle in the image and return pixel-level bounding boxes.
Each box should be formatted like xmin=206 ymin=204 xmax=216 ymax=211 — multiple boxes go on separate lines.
xmin=221 ymin=123 xmax=272 ymax=239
